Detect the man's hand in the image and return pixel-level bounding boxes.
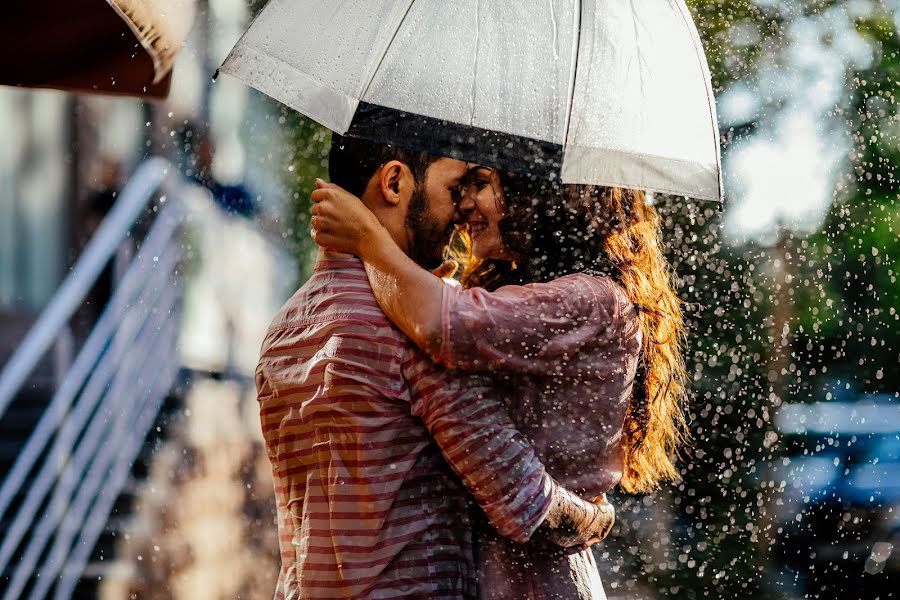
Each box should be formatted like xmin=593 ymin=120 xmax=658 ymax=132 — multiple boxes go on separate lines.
xmin=310 ymin=179 xmax=384 ymax=257
xmin=541 ymin=488 xmax=615 ymax=550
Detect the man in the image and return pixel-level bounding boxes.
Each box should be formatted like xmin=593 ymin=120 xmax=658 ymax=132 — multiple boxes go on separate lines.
xmin=255 ymin=135 xmax=613 ymax=599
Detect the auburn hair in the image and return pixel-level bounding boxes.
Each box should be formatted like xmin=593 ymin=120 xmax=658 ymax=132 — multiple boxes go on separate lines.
xmin=454 ymin=175 xmax=688 ymax=494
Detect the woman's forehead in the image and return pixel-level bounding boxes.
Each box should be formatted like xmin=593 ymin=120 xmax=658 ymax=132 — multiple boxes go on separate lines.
xmin=462 ymin=164 xmax=498 ymax=182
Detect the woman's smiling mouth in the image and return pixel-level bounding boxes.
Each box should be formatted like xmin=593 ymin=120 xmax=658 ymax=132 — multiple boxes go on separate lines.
xmin=467 ymin=220 xmax=488 ymax=236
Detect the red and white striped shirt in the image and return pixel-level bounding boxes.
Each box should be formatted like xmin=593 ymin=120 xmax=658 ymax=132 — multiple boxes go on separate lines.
xmin=255 ymin=252 xmax=555 ymax=600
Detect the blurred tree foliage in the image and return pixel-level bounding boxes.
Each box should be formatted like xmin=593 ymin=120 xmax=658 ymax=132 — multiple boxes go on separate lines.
xmin=275 ymin=109 xmax=330 ymax=283
xmin=247 ymin=0 xmax=332 ymax=284
xmin=688 ymin=0 xmax=772 ymax=90
xmin=795 ymin=9 xmax=899 ymax=392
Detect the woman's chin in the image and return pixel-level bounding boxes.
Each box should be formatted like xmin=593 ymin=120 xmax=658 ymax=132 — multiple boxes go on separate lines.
xmin=471 ymin=236 xmax=512 ymax=262
xmin=470 ymin=242 xmax=493 ymax=261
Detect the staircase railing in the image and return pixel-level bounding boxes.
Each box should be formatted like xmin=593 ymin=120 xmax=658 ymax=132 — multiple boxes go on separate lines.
xmin=0 ymin=157 xmax=188 ymax=599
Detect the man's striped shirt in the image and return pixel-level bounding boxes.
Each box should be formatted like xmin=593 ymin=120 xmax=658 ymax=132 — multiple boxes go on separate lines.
xmin=255 ymin=252 xmax=555 ymax=599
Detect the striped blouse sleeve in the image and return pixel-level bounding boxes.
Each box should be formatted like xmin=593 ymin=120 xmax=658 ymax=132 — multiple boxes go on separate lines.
xmin=402 ymin=347 xmax=554 ymax=543
xmin=438 ymin=273 xmax=619 ymax=373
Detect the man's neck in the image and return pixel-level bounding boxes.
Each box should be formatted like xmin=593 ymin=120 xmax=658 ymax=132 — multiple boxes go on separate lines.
xmin=314 ymin=248 xmax=360 ymax=267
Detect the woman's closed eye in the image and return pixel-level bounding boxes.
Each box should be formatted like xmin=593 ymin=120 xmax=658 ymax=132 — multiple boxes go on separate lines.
xmin=474 ymin=177 xmax=492 ymax=190
xmin=471 ymin=167 xmax=494 ymax=186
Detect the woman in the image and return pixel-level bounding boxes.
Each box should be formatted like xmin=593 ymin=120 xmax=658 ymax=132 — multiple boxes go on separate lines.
xmin=310 ymin=165 xmax=688 ymax=599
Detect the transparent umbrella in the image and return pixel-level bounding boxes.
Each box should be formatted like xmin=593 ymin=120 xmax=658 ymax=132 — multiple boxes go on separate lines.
xmin=220 ymin=0 xmax=722 ymax=201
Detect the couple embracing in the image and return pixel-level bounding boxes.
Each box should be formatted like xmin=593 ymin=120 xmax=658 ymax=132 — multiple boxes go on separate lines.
xmin=255 ymin=133 xmax=687 ymax=600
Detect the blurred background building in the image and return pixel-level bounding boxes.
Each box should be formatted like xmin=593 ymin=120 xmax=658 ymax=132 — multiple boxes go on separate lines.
xmin=0 ymin=0 xmax=897 ymax=599
xmin=0 ymin=1 xmax=303 ymax=597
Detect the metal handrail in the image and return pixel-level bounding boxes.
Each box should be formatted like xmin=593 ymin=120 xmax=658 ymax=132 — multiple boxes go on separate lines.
xmin=0 ymin=157 xmax=172 ymax=417
xmin=55 ymin=352 xmax=181 ymax=600
xmin=0 ymin=205 xmax=182 ymax=523
xmin=47 ymin=327 xmax=181 ymax=600
xmin=3 ymin=291 xmax=179 ymax=600
xmin=25 ymin=302 xmax=181 ymax=600
xmin=0 ymin=246 xmax=180 ymax=575
xmin=0 ymin=157 xmax=189 ymax=599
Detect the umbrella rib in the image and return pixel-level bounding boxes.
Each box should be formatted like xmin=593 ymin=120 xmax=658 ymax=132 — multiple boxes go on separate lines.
xmin=561 ymin=0 xmax=583 ymax=148
xmin=468 ymin=0 xmax=481 ymax=127
xmin=628 ymin=0 xmax=649 ymax=187
xmin=359 ymin=0 xmax=418 ymax=103
xmin=672 ymin=0 xmax=723 ymax=203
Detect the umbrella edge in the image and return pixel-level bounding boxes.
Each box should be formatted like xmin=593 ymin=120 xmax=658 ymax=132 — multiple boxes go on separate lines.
xmin=219 ymin=43 xmax=358 ymax=134
xmin=561 ymin=145 xmax=722 ymax=202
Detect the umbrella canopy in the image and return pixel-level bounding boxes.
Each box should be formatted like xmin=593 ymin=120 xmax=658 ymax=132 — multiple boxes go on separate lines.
xmin=220 ymin=0 xmax=722 ymax=201
xmin=0 ymin=0 xmax=195 ymax=99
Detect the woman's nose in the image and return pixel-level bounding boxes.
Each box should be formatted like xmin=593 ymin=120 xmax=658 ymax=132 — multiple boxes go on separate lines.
xmin=452 ymin=193 xmax=474 ymax=225
xmin=457 ymin=189 xmax=475 ymax=215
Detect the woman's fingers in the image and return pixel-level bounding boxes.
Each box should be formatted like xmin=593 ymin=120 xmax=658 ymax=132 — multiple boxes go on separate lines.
xmin=310 ymin=186 xmax=343 ymax=205
xmin=310 ymin=226 xmax=333 ymax=249
xmin=310 ymin=192 xmax=339 ymax=226
xmin=310 ymin=188 xmax=330 ymax=203
xmin=308 ymin=180 xmax=373 ymax=255
xmin=309 ymin=209 xmax=353 ymax=253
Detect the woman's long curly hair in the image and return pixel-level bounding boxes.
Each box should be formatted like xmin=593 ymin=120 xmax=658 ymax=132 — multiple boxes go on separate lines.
xmin=454 ymin=172 xmax=688 ymax=494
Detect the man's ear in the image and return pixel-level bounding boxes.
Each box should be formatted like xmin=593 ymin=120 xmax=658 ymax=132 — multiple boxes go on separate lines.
xmin=379 ymin=160 xmax=410 ymax=206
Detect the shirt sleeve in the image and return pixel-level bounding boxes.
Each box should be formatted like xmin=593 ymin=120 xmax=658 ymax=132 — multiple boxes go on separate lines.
xmin=402 ymin=346 xmax=554 ymax=543
xmin=438 ymin=274 xmax=619 ymax=374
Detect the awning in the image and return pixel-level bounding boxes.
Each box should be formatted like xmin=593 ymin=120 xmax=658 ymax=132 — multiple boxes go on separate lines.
xmin=0 ymin=0 xmax=195 ymax=99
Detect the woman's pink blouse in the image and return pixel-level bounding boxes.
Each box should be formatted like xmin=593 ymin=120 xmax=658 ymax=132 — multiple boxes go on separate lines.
xmin=439 ymin=273 xmax=641 ymax=495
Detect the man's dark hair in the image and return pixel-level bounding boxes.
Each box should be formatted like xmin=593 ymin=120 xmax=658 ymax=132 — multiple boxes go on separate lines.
xmin=328 ymin=134 xmax=440 ymax=197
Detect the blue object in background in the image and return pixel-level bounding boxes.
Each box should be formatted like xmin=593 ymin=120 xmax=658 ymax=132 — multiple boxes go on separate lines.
xmin=205 ymin=181 xmax=257 ymax=218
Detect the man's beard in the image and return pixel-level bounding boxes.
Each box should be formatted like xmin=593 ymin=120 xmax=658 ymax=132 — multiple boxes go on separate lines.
xmin=405 ymin=184 xmax=454 ymax=269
